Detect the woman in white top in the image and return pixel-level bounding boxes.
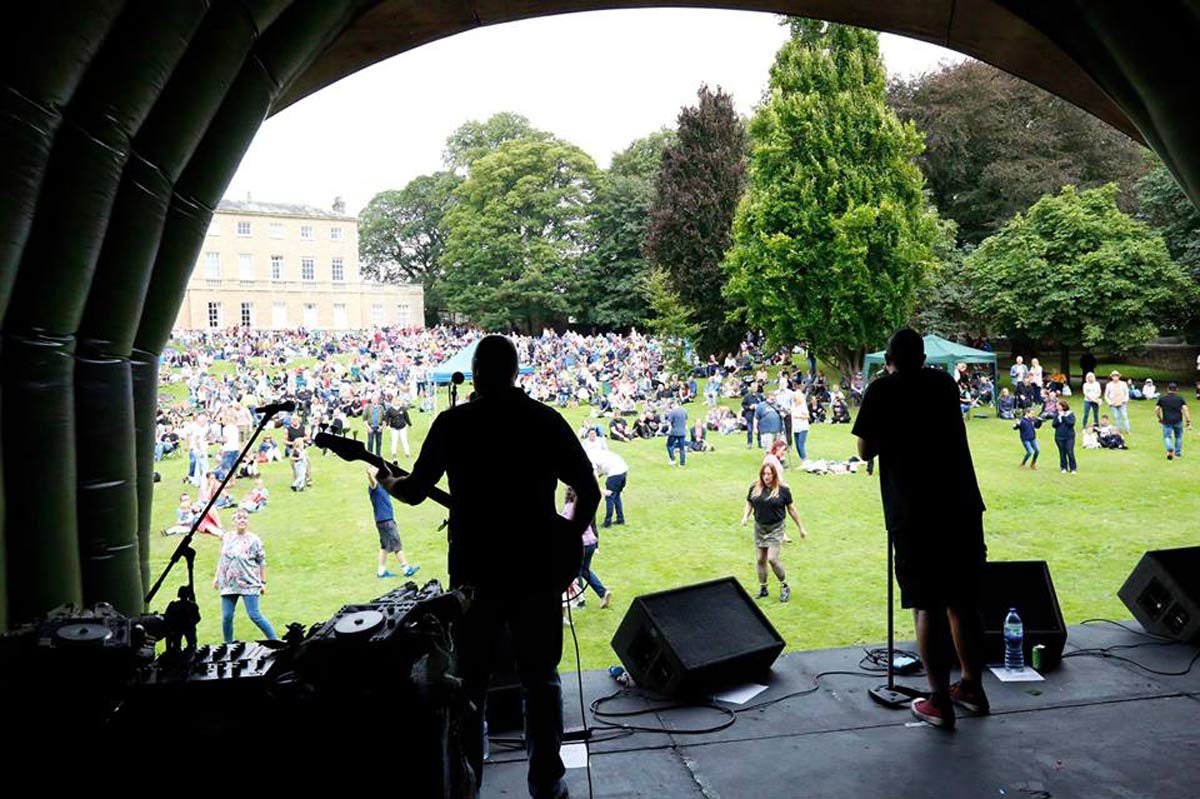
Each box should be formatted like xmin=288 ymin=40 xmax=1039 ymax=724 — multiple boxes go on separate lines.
xmin=1081 ymin=372 xmax=1102 ymax=428
xmin=791 ymin=391 xmax=810 ymax=461
xmin=1028 ymin=358 xmax=1044 ymax=388
xmin=1142 ymin=379 xmax=1159 ymax=400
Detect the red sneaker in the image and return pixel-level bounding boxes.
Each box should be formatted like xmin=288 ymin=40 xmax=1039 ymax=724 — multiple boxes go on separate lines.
xmin=911 ymin=696 xmax=955 ymax=729
xmin=949 ymin=680 xmax=991 ymax=714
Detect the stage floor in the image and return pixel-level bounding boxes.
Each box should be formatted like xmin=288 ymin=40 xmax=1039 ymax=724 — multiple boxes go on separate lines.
xmin=482 ymin=622 xmax=1200 ymax=798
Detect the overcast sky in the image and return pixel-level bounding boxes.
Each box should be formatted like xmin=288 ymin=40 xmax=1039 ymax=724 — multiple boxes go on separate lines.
xmin=227 ymin=8 xmax=963 ymax=215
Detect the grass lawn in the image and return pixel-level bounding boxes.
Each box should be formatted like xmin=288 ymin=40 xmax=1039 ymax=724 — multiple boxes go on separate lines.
xmin=150 ymin=385 xmax=1199 ymax=672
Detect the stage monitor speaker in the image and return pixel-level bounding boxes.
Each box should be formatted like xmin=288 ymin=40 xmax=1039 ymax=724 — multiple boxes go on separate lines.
xmin=611 ymin=577 xmax=785 ymax=697
xmin=1118 ymin=547 xmax=1200 ymax=643
xmin=979 ymin=561 xmax=1067 ymax=669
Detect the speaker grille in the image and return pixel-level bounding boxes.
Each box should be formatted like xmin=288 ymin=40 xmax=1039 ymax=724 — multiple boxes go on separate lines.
xmin=641 ymin=581 xmax=782 ymax=669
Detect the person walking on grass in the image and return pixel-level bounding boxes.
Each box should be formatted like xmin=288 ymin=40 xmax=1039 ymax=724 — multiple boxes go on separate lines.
xmin=1155 ymin=382 xmax=1192 ymax=460
xmin=1052 ymin=399 xmax=1078 ymax=474
xmin=1014 ymin=407 xmax=1042 ymax=470
xmin=741 ymin=463 xmax=808 ymax=603
xmin=366 ymin=465 xmax=419 ymax=578
xmin=665 ymin=399 xmax=688 ymax=466
xmin=212 ymin=508 xmax=276 ymax=644
xmin=562 ymin=486 xmax=612 ymax=610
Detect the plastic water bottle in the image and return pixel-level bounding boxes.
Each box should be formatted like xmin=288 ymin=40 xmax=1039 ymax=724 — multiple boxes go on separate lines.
xmin=1004 ymin=608 xmax=1024 ymax=671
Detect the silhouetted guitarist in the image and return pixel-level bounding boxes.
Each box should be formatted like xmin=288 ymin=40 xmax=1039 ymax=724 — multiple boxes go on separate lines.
xmin=379 ymin=334 xmax=599 ymax=799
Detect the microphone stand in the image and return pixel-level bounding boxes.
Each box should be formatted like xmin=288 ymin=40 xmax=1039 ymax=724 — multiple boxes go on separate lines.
xmin=145 ymin=405 xmax=286 ymax=607
xmin=869 ymin=528 xmax=924 ymax=707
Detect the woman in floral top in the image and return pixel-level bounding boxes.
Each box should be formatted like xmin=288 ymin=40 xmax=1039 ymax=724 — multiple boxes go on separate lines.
xmin=212 ymin=508 xmax=277 ymax=643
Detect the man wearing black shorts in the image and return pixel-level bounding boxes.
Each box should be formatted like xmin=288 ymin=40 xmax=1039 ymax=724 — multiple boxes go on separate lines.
xmin=853 ymin=328 xmax=989 ymax=729
xmin=366 ymin=465 xmax=419 ymax=578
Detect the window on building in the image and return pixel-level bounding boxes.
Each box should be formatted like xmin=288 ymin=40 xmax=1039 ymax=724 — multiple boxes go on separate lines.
xmin=300 ymin=224 xmax=314 ymax=241
xmin=207 ymin=302 xmax=221 ymax=328
xmin=397 ymin=304 xmax=410 ymax=327
xmin=301 ymin=257 xmax=315 ymax=281
xmin=240 ymin=302 xmax=253 ymax=327
xmin=331 ymin=257 xmax=344 ymax=282
xmin=269 ymin=222 xmax=284 ymax=239
xmin=238 ymin=253 xmax=254 ymax=281
xmin=272 ymin=302 xmax=287 ymax=328
xmin=204 ymin=251 xmax=220 ymax=279
xmin=236 ymin=221 xmax=251 ymax=237
xmin=303 ymin=303 xmax=318 ymax=328
xmin=333 ymin=303 xmax=348 ymax=329
xmin=371 ymin=304 xmax=385 ymax=326
xmin=270 ymin=254 xmax=283 ymax=281
xmin=330 ymin=226 xmax=343 ymax=241
xmin=207 ymin=219 xmax=220 ymax=237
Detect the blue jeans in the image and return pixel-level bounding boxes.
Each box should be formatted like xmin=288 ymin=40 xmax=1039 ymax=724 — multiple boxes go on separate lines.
xmin=745 ymin=418 xmax=755 ymax=447
xmin=1110 ymin=404 xmax=1130 ymax=433
xmin=1056 ymin=436 xmax=1077 ymax=471
xmin=457 ymin=591 xmax=565 ymax=799
xmin=1082 ymin=400 xmax=1100 ymax=428
xmin=1162 ymin=421 xmax=1185 ymax=455
xmin=367 ymin=427 xmax=382 ymax=456
xmin=604 ymin=473 xmax=626 ymax=525
xmin=217 ymin=449 xmax=238 ymax=480
xmin=221 ymin=593 xmax=277 ymax=643
xmin=666 ymin=434 xmax=687 ymax=465
xmin=793 ymin=430 xmax=808 ymax=460
xmin=580 ymin=544 xmax=607 ymax=598
xmin=1021 ymin=438 xmax=1039 ymax=465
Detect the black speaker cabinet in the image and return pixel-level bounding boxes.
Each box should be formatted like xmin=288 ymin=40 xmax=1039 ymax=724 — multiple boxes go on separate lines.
xmin=1119 ymin=547 xmax=1200 ymax=643
xmin=979 ymin=561 xmax=1067 ymax=669
xmin=611 ymin=577 xmax=785 ymax=697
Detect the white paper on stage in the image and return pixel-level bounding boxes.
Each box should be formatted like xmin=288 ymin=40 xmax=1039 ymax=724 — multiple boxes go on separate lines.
xmin=989 ymin=666 xmax=1045 ymax=682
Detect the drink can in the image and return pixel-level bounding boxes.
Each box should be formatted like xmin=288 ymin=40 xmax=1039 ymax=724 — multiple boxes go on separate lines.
xmin=1032 ymin=643 xmax=1045 ymax=671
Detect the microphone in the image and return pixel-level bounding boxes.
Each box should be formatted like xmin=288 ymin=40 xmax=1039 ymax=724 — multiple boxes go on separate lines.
xmin=258 ymin=400 xmax=296 ymax=417
xmin=451 ymin=371 xmax=465 ymax=385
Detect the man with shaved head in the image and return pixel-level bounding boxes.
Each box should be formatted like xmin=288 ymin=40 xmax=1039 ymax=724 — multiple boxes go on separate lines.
xmin=853 ymin=328 xmax=989 ymax=731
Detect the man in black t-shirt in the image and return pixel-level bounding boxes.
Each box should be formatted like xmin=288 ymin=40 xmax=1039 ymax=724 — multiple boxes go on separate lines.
xmin=741 ymin=384 xmax=763 ymax=449
xmin=1155 ymin=382 xmax=1192 ymax=460
xmin=853 ymin=328 xmax=989 ymax=730
xmin=382 ymin=335 xmax=599 ymax=799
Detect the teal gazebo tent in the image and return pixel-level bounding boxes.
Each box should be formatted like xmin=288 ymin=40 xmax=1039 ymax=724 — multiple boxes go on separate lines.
xmin=429 ymin=339 xmax=535 ymax=385
xmin=863 ymin=334 xmax=998 ymax=393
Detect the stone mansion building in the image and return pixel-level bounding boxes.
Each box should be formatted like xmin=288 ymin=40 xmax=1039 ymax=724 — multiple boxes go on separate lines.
xmin=173 ymin=197 xmax=423 ymax=331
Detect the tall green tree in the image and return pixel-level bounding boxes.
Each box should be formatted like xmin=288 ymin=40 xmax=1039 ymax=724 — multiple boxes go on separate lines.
xmin=440 ymin=137 xmax=598 ymax=332
xmin=888 ymin=60 xmax=1149 ymax=245
xmin=644 ymin=86 xmax=747 ymax=355
xmin=963 ymin=184 xmax=1197 ymax=377
xmin=358 ymin=170 xmax=461 ymax=323
xmin=643 ymin=267 xmax=699 ymax=379
xmin=1135 ymin=157 xmax=1200 ymax=280
xmin=577 ymin=130 xmax=674 ymax=330
xmin=443 ymin=111 xmax=550 ymax=173
xmin=724 ymin=19 xmax=939 ymax=377
xmin=909 ymin=219 xmax=983 ymax=339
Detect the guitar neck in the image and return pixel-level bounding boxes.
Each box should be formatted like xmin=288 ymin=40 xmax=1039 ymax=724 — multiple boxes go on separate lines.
xmin=373 ymin=457 xmax=453 ymax=510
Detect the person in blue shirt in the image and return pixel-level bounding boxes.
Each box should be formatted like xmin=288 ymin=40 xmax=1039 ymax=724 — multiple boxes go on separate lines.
xmin=1052 ymin=399 xmax=1078 ymax=473
xmin=753 ymin=392 xmax=785 ymax=449
xmin=1013 ymin=407 xmax=1042 ymax=469
xmin=366 ymin=465 xmax=419 ymax=578
xmin=665 ymin=399 xmax=689 ymax=466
